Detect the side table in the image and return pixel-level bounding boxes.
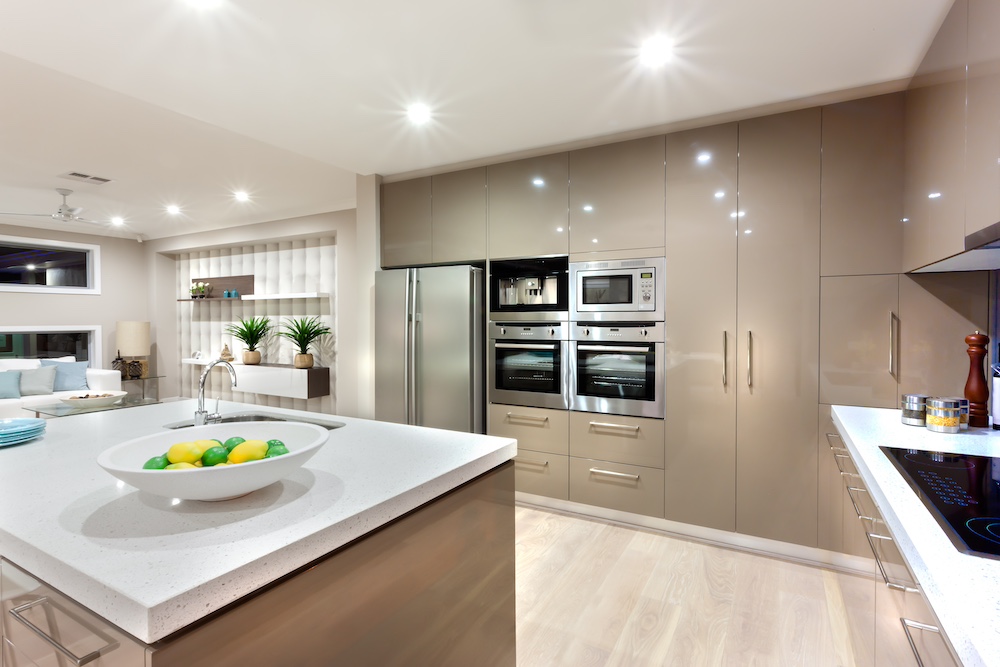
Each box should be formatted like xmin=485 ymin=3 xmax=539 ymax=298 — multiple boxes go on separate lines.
xmin=122 ymin=375 xmax=164 ymax=401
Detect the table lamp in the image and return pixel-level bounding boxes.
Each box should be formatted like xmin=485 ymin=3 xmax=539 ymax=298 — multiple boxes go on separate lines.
xmin=117 ymin=321 xmax=151 ymax=380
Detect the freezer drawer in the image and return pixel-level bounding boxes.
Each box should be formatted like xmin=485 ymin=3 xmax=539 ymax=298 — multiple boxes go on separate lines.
xmin=1 ymin=559 xmax=148 ymax=667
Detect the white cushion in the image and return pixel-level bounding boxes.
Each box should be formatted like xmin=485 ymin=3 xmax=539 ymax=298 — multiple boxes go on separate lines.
xmin=0 ymin=359 xmax=41 ymax=371
xmin=52 ymin=356 xmax=76 ymax=363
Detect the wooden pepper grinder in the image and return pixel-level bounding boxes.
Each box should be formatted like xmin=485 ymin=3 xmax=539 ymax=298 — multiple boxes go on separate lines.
xmin=965 ymin=331 xmax=990 ymax=428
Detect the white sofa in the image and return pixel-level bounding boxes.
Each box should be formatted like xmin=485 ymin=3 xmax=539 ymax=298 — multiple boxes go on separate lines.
xmin=0 ymin=358 xmax=122 ymax=419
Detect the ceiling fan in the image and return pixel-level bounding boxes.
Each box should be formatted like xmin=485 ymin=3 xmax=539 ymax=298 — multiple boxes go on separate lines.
xmin=0 ymin=188 xmax=103 ymax=224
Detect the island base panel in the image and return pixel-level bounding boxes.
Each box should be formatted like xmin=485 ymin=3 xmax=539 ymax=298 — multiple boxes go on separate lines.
xmin=150 ymin=462 xmax=515 ymax=667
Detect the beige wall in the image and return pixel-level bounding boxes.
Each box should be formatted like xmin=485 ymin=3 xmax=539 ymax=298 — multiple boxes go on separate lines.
xmin=0 ymin=222 xmax=149 ymax=367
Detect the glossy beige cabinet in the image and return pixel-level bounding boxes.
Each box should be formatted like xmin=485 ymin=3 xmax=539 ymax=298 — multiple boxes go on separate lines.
xmin=966 ymin=0 xmax=1000 ymax=236
xmin=568 ymin=412 xmax=664 ymax=469
xmin=380 ymin=177 xmax=432 ymax=268
xmin=568 ymin=136 xmax=665 ymax=254
xmin=489 ymin=404 xmax=569 ymax=500
xmin=901 ymin=0 xmax=968 ymax=272
xmin=821 ymin=94 xmax=904 ymax=276
xmin=431 ymin=167 xmax=487 ymax=263
xmin=820 ymin=275 xmax=900 ymax=409
xmin=663 ymin=123 xmax=738 ymax=532
xmin=735 ymin=109 xmax=821 ymax=547
xmin=568 ymin=458 xmax=665 ymax=518
xmin=487 ymin=153 xmax=569 ymax=259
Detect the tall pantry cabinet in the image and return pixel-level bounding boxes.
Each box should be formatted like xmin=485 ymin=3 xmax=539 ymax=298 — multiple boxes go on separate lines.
xmin=665 ymin=110 xmax=821 ymax=546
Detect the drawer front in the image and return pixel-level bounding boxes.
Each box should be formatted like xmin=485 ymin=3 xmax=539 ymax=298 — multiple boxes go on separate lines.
xmin=489 ymin=404 xmax=569 ymax=455
xmin=901 ymin=592 xmax=959 ymax=667
xmin=513 ymin=450 xmax=569 ymax=500
xmin=569 ymin=412 xmax=664 ymax=469
xmin=569 ymin=458 xmax=664 ymax=518
xmin=1 ymin=559 xmax=147 ymax=667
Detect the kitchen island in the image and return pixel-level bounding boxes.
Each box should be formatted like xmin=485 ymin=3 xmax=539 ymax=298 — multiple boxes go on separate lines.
xmin=832 ymin=405 xmax=1000 ymax=667
xmin=0 ymin=400 xmax=516 ymax=665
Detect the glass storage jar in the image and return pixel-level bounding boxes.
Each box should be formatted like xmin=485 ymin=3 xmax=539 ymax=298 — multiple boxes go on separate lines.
xmin=901 ymin=394 xmax=929 ymax=426
xmin=926 ymin=398 xmax=962 ymax=434
xmin=942 ymin=396 xmax=970 ymax=430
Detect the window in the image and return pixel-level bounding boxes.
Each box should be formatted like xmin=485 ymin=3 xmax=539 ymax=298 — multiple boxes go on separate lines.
xmin=0 ymin=235 xmax=101 ymax=294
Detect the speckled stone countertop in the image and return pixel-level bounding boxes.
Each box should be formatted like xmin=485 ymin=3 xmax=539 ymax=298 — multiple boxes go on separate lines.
xmin=0 ymin=400 xmax=516 ymax=644
xmin=832 ymin=405 xmax=1000 ymax=667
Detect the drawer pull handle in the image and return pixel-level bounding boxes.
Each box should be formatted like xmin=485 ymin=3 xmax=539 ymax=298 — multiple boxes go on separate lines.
xmin=825 ymin=432 xmax=844 ymax=448
xmin=9 ymin=597 xmax=120 ymax=665
xmin=589 ymin=467 xmax=640 ymax=481
xmin=588 ymin=421 xmax=640 ymax=433
xmin=840 ymin=471 xmax=862 ymax=478
xmin=506 ymin=412 xmax=549 ymax=423
xmin=864 ymin=532 xmax=920 ymax=593
xmin=845 ymin=485 xmax=877 ymax=522
xmin=514 ymin=457 xmax=549 ymax=466
xmin=901 ymin=617 xmax=941 ymax=667
xmin=830 ymin=447 xmax=849 ymax=454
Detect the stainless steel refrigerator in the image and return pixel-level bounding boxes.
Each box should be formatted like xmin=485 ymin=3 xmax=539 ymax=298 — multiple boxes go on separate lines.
xmin=374 ymin=265 xmax=484 ymax=433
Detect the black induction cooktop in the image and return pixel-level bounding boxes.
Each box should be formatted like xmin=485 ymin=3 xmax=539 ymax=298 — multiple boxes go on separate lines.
xmin=880 ymin=447 xmax=1000 ymax=560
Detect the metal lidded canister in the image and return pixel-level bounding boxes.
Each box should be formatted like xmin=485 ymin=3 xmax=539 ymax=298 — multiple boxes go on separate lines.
xmin=926 ymin=397 xmax=962 ymax=433
xmin=901 ymin=393 xmax=929 ymax=426
xmin=942 ymin=396 xmax=970 ymax=430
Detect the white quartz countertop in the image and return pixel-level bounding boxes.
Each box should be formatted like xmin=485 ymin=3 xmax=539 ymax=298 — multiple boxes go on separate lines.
xmin=0 ymin=400 xmax=516 ymax=643
xmin=832 ymin=405 xmax=1000 ymax=667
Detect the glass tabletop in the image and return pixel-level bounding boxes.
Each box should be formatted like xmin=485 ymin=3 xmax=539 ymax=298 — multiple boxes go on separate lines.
xmin=28 ymin=398 xmax=161 ymax=418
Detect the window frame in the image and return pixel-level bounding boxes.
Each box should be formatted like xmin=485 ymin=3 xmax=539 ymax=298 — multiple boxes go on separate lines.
xmin=0 ymin=234 xmax=101 ymax=295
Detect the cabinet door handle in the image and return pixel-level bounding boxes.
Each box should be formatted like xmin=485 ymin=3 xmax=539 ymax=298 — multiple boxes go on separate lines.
xmin=589 ymin=467 xmax=640 ymax=481
xmin=747 ymin=331 xmax=753 ymax=388
xmin=9 ymin=597 xmax=120 ymax=665
xmin=901 ymin=618 xmax=941 ymax=667
xmin=825 ymin=432 xmax=843 ymax=448
xmin=506 ymin=412 xmax=549 ymax=423
xmin=889 ymin=311 xmax=900 ymax=379
xmin=845 ymin=485 xmax=878 ymax=522
xmin=722 ymin=330 xmax=728 ymax=387
xmin=514 ymin=456 xmax=549 ymax=466
xmin=588 ymin=421 xmax=640 ymax=433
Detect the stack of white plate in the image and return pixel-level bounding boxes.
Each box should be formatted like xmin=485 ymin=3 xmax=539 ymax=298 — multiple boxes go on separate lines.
xmin=0 ymin=418 xmax=46 ymax=448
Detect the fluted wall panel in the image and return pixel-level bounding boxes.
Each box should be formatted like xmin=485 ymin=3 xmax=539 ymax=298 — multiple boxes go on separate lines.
xmin=177 ymin=238 xmax=337 ymax=414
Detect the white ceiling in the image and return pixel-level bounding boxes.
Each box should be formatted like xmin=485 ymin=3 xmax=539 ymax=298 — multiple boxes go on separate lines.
xmin=0 ymin=0 xmax=953 ymax=241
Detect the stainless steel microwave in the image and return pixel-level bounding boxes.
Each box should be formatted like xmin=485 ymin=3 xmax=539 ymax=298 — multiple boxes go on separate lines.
xmin=569 ymin=257 xmax=665 ymax=322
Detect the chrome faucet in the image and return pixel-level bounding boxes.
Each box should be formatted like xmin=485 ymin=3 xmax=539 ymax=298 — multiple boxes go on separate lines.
xmin=195 ymin=359 xmax=238 ymax=426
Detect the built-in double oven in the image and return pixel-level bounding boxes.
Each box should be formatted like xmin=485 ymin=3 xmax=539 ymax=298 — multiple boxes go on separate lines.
xmin=488 ymin=255 xmax=665 ymax=419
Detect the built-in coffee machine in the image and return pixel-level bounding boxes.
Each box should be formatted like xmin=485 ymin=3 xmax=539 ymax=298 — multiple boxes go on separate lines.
xmin=488 ymin=257 xmax=569 ymax=322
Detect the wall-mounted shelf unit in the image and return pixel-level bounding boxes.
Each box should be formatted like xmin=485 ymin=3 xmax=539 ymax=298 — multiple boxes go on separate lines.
xmin=181 ymin=360 xmax=330 ymax=399
xmin=180 ymin=275 xmax=255 ymax=301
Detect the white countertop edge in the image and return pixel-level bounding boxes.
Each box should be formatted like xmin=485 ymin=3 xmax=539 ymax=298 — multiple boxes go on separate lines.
xmin=831 ymin=406 xmax=995 ymax=667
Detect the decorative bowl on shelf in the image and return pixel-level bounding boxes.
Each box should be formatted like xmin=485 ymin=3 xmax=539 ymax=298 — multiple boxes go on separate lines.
xmin=97 ymin=421 xmax=330 ymax=501
xmin=59 ymin=390 xmax=129 ymax=408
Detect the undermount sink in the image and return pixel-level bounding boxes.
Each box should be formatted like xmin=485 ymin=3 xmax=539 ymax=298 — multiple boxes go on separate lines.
xmin=164 ymin=411 xmax=345 ymax=431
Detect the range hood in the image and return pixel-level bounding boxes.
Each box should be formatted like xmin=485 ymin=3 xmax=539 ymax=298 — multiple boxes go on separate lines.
xmin=911 ymin=221 xmax=1000 ymax=273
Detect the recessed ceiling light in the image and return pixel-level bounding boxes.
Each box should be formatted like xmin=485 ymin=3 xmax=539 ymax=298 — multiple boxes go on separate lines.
xmin=26 ymin=264 xmax=35 ymax=271
xmin=639 ymin=35 xmax=674 ymax=68
xmin=592 ymin=238 xmax=598 ymax=243
xmin=111 ymin=216 xmax=124 ymax=226
xmin=234 ymin=191 xmax=250 ymax=202
xmin=166 ymin=205 xmax=181 ymax=215
xmin=406 ymin=103 xmax=432 ymax=126
xmin=697 ymin=152 xmax=712 ymax=164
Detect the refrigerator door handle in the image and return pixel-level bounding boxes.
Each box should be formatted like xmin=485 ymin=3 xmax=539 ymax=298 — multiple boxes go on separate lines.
xmin=408 ymin=269 xmax=419 ymax=424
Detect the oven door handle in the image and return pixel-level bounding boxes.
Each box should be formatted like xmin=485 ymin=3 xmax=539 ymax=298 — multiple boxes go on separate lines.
xmin=494 ymin=343 xmax=559 ymax=350
xmin=577 ymin=344 xmax=651 ymax=353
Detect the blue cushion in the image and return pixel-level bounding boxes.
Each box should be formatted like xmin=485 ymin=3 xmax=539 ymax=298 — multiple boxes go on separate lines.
xmin=0 ymin=371 xmax=20 ymax=399
xmin=40 ymin=359 xmax=90 ymax=391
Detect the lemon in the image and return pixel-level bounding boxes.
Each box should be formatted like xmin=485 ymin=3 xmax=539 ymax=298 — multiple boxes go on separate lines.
xmin=201 ymin=446 xmax=229 ymax=467
xmin=214 ymin=461 xmax=232 ymax=467
xmin=228 ymin=439 xmax=268 ymax=463
xmin=194 ymin=440 xmax=219 ymax=456
xmin=164 ymin=462 xmax=197 ymax=470
xmin=223 ymin=436 xmax=246 ymax=452
xmin=167 ymin=442 xmax=203 ymax=464
xmin=142 ymin=454 xmax=170 ymax=470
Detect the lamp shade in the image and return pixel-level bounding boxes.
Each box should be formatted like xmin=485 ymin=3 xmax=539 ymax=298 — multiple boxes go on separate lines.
xmin=117 ymin=321 xmax=150 ymax=356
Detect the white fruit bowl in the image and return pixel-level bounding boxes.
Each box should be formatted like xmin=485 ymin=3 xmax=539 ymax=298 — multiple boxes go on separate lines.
xmin=59 ymin=390 xmax=128 ymax=408
xmin=97 ymin=421 xmax=331 ymax=501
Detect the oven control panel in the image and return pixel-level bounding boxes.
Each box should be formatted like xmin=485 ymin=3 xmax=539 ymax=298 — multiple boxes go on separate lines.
xmin=490 ymin=322 xmax=567 ymax=340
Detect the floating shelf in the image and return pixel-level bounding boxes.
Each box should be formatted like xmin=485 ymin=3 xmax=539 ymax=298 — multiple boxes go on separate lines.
xmin=240 ymin=292 xmax=329 ymax=301
xmin=181 ymin=360 xmax=329 ymax=399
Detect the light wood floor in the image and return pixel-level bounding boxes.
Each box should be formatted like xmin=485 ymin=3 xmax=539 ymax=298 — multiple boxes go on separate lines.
xmin=515 ymin=506 xmax=874 ymax=667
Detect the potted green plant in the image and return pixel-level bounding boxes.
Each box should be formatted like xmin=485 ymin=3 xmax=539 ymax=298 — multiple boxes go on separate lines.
xmin=225 ymin=316 xmax=271 ymax=365
xmin=277 ymin=316 xmax=331 ymax=369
